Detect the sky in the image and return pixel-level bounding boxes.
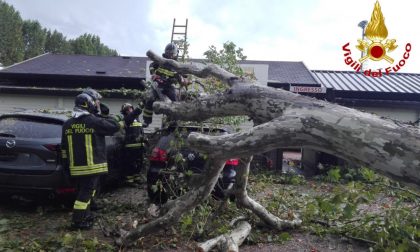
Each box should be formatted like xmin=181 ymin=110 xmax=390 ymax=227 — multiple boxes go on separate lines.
xmin=4 ymin=0 xmax=420 ymax=73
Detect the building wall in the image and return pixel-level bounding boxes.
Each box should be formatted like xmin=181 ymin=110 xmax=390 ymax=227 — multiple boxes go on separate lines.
xmin=0 ymin=94 xmax=162 ymax=133
xmin=1 ymin=94 xmax=417 ymax=136
xmin=357 ymin=106 xmax=419 ymax=124
xmin=0 ymin=94 xmax=61 ymax=113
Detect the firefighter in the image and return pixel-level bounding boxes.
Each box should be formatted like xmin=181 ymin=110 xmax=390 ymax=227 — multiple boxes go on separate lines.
xmin=143 ymin=42 xmax=188 ymax=127
xmin=120 ymin=103 xmax=145 ymax=185
xmin=61 ymin=91 xmax=119 ymax=230
xmin=83 ymin=88 xmax=104 ymax=114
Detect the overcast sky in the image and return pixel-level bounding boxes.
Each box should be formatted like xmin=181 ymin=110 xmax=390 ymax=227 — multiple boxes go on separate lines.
xmin=4 ymin=0 xmax=420 ymax=73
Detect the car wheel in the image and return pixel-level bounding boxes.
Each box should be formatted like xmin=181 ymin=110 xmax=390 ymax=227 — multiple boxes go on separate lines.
xmin=59 ymin=195 xmax=76 ymax=209
xmin=104 ymin=153 xmax=124 ymax=186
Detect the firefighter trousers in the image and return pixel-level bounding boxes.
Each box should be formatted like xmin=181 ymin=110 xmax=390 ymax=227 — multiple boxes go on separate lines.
xmin=72 ymin=175 xmax=99 ymax=224
xmin=123 ymin=146 xmax=144 ymax=182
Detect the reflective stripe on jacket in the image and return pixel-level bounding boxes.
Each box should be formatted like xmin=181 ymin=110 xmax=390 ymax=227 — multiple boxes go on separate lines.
xmin=149 ymin=62 xmax=179 ymax=86
xmin=123 ymin=107 xmax=144 ymax=149
xmin=61 ymin=113 xmax=119 ymax=177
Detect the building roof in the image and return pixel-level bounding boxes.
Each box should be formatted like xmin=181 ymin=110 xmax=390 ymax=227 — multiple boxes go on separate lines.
xmin=0 ymin=53 xmax=317 ymax=86
xmin=242 ymin=60 xmax=318 ymax=85
xmin=312 ymin=70 xmax=420 ymax=94
xmin=0 ymin=53 xmax=147 ymax=78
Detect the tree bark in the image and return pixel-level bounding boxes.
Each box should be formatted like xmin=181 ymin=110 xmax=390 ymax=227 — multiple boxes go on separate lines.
xmin=235 ymin=156 xmax=302 ymax=229
xmin=195 ymin=220 xmax=252 ymax=252
xmin=147 ymin=50 xmax=420 ymax=187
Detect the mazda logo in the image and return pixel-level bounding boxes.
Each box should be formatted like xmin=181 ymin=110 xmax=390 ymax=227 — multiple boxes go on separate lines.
xmin=6 ymin=140 xmax=16 ymax=148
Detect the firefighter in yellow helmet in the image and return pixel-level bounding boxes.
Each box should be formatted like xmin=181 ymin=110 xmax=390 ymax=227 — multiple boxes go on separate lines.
xmin=61 ymin=90 xmax=119 ymax=230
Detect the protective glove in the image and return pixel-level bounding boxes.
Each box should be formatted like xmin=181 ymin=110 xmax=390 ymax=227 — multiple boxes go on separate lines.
xmin=114 ymin=114 xmax=123 ymax=122
xmin=137 ymin=101 xmax=145 ymax=109
xmin=99 ymin=103 xmax=110 ymax=116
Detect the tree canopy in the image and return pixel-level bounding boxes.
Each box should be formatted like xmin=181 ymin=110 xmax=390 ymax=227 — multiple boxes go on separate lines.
xmin=0 ymin=0 xmax=118 ymax=66
xmin=0 ymin=0 xmax=24 ymax=66
xmin=69 ymin=33 xmax=118 ymax=56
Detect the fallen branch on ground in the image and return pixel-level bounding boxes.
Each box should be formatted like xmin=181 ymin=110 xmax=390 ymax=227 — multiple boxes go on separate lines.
xmin=195 ymin=220 xmax=252 ymax=252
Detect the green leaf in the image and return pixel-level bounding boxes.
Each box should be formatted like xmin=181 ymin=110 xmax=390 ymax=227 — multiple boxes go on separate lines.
xmin=331 ymin=193 xmax=344 ymax=204
xmin=327 ymin=168 xmax=341 ymax=183
xmin=151 ymin=184 xmax=158 ymax=193
xmin=396 ymin=241 xmax=409 ymax=252
xmin=278 ymin=232 xmax=291 ymax=242
xmin=360 ymin=167 xmax=376 ymax=182
xmin=0 ymin=218 xmax=9 ymax=233
xmin=180 ymin=214 xmax=193 ymax=231
xmin=305 ymin=203 xmax=319 ymax=217
xmin=343 ymin=203 xmax=356 ymax=219
xmin=318 ymin=200 xmax=334 ymax=214
xmin=185 ymin=170 xmax=193 ymax=177
xmin=356 ymin=195 xmax=370 ymax=204
xmin=83 ymin=237 xmax=99 ymax=249
xmin=62 ymin=233 xmax=73 ymax=247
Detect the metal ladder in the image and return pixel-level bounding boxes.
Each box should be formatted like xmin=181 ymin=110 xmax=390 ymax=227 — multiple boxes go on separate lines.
xmin=171 ymin=18 xmax=188 ymax=60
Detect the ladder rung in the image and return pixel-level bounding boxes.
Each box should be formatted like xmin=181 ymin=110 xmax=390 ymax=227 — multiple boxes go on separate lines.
xmin=171 ymin=19 xmax=188 ymax=57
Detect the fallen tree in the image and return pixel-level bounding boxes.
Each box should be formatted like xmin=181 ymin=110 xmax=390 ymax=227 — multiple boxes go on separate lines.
xmin=119 ymin=50 xmax=420 ymax=248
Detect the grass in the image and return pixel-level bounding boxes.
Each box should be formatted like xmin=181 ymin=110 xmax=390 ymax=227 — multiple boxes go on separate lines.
xmin=0 ymin=168 xmax=418 ymax=251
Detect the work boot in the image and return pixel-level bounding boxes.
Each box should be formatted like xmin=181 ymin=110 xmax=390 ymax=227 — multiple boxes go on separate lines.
xmin=133 ymin=174 xmax=145 ymax=184
xmin=90 ymin=200 xmax=104 ymax=211
xmin=85 ymin=211 xmax=96 ymax=222
xmin=123 ymin=176 xmax=137 ymax=187
xmin=70 ymin=219 xmax=93 ymax=230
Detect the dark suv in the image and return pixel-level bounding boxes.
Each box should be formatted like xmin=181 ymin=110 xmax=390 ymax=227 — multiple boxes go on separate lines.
xmin=147 ymin=125 xmax=237 ymax=204
xmin=0 ymin=111 xmax=124 ymax=199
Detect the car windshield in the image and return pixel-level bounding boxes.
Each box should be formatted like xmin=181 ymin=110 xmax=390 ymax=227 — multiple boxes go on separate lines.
xmin=0 ymin=117 xmax=62 ymax=139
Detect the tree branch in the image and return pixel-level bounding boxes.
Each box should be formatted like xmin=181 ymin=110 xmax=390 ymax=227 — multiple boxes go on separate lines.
xmin=186 ymin=111 xmax=420 ymax=187
xmin=119 ymin=158 xmax=226 ymax=246
xmin=147 ymin=50 xmax=239 ymax=86
xmin=195 ymin=220 xmax=252 ymax=252
xmin=377 ymin=182 xmax=420 ymax=198
xmin=235 ymin=156 xmax=302 ymax=230
xmin=153 ymin=90 xmax=247 ymax=122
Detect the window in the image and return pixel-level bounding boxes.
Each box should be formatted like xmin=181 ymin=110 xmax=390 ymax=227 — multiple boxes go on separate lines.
xmin=0 ymin=117 xmax=62 ymax=139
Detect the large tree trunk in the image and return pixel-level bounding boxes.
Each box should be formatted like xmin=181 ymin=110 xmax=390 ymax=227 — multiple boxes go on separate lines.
xmin=120 ymin=50 xmax=420 ymax=247
xmin=148 ymin=51 xmax=420 ymax=187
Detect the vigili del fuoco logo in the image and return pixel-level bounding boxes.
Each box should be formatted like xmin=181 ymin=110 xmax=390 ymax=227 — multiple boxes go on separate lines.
xmin=342 ymin=0 xmax=411 ymax=77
